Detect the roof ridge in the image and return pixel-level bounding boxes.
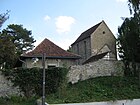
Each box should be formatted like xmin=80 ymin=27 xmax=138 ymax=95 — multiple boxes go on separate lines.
xmin=22 ymin=38 xmax=80 ymax=59
xmin=71 ymin=21 xmax=103 ymax=45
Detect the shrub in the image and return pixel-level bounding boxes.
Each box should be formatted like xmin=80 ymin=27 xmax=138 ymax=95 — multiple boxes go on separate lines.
xmin=1 ymin=67 xmax=68 ymax=98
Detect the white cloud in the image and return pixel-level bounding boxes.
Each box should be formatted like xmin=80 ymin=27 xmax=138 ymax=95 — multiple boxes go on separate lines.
xmin=116 ymin=0 xmax=127 ymax=2
xmin=44 ymin=15 xmax=51 ymax=21
xmin=55 ymin=16 xmax=75 ymax=33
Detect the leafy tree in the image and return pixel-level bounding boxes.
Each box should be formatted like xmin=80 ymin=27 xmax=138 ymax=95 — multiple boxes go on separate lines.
xmin=117 ymin=14 xmax=140 ymax=77
xmin=117 ymin=0 xmax=140 ymax=76
xmin=0 ymin=11 xmax=10 ymax=28
xmin=128 ymin=0 xmax=140 ymax=14
xmin=0 ymin=33 xmax=17 ymax=68
xmin=1 ymin=24 xmax=36 ymax=56
xmin=0 ymin=24 xmax=35 ymax=68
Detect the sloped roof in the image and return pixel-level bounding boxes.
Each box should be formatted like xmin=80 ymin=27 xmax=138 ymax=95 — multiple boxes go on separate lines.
xmin=22 ymin=38 xmax=80 ymax=59
xmin=71 ymin=21 xmax=102 ymax=45
xmin=82 ymin=52 xmax=108 ymax=64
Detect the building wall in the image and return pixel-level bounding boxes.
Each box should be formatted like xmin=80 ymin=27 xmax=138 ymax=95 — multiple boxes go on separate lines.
xmin=24 ymin=58 xmax=77 ymax=68
xmin=71 ymin=37 xmax=91 ymax=64
xmin=71 ymin=21 xmax=117 ymax=64
xmin=91 ymin=21 xmax=117 ymax=59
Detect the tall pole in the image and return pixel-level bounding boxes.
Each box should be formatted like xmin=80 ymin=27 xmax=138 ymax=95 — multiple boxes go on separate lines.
xmin=42 ymin=53 xmax=46 ymax=105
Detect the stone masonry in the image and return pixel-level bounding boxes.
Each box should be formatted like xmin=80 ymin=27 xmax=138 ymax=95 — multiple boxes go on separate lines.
xmin=67 ymin=59 xmax=124 ymax=84
xmin=0 ymin=71 xmax=20 ymax=97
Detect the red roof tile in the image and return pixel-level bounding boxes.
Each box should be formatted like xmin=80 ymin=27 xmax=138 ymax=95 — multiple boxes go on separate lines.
xmin=22 ymin=38 xmax=80 ymax=59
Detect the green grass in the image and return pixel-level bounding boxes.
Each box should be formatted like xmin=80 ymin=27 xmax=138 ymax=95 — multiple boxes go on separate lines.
xmin=0 ymin=76 xmax=140 ymax=105
xmin=46 ymin=76 xmax=140 ymax=104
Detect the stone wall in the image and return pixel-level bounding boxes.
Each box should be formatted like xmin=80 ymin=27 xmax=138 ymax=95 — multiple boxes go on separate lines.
xmin=0 ymin=71 xmax=20 ymax=97
xmin=67 ymin=59 xmax=124 ymax=84
xmin=71 ymin=37 xmax=91 ymax=64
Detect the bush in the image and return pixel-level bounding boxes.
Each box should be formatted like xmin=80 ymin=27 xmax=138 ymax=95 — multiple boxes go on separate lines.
xmin=0 ymin=96 xmax=36 ymax=105
xmin=1 ymin=67 xmax=68 ymax=98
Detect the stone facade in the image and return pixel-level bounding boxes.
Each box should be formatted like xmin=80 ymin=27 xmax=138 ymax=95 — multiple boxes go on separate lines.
xmin=0 ymin=71 xmax=20 ymax=97
xmin=67 ymin=59 xmax=124 ymax=84
xmin=72 ymin=37 xmax=91 ymax=64
xmin=91 ymin=21 xmax=116 ymax=58
xmin=71 ymin=21 xmax=117 ymax=64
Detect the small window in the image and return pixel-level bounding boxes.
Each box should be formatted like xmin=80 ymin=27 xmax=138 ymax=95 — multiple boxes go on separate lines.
xmin=103 ymin=31 xmax=105 ymax=34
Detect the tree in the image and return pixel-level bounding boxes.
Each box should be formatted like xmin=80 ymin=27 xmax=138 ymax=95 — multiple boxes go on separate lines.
xmin=0 ymin=33 xmax=17 ymax=68
xmin=0 ymin=11 xmax=10 ymax=28
xmin=128 ymin=0 xmax=140 ymax=14
xmin=118 ymin=0 xmax=140 ymax=87
xmin=1 ymin=24 xmax=36 ymax=56
xmin=117 ymin=14 xmax=140 ymax=77
xmin=117 ymin=0 xmax=140 ymax=76
xmin=0 ymin=24 xmax=35 ymax=68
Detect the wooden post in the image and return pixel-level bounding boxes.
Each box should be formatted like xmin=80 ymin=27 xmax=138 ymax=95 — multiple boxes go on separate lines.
xmin=42 ymin=53 xmax=46 ymax=105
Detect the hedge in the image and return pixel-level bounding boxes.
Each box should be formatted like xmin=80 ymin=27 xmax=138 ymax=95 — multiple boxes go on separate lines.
xmin=1 ymin=67 xmax=68 ymax=98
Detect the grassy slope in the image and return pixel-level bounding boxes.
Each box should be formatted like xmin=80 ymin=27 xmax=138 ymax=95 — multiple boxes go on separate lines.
xmin=0 ymin=76 xmax=140 ymax=105
xmin=46 ymin=76 xmax=140 ymax=104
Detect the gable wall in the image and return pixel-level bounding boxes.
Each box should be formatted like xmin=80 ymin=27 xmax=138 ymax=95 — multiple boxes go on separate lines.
xmin=91 ymin=22 xmax=117 ymax=59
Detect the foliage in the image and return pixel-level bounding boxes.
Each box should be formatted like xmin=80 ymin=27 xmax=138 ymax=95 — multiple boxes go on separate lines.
xmin=0 ymin=24 xmax=35 ymax=68
xmin=46 ymin=76 xmax=140 ymax=104
xmin=0 ymin=96 xmax=36 ymax=105
xmin=0 ymin=34 xmax=17 ymax=68
xmin=128 ymin=0 xmax=140 ymax=14
xmin=117 ymin=14 xmax=140 ymax=76
xmin=1 ymin=67 xmax=68 ymax=98
xmin=1 ymin=24 xmax=36 ymax=55
xmin=0 ymin=76 xmax=139 ymax=104
xmin=0 ymin=11 xmax=10 ymax=28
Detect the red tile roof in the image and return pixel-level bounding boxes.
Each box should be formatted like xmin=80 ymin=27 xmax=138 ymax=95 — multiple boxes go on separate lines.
xmin=22 ymin=38 xmax=80 ymax=59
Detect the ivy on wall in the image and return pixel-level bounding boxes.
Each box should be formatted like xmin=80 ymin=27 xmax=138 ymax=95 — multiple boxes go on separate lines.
xmin=1 ymin=67 xmax=68 ymax=98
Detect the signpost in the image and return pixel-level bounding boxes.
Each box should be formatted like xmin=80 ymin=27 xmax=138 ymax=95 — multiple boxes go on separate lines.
xmin=42 ymin=53 xmax=46 ymax=105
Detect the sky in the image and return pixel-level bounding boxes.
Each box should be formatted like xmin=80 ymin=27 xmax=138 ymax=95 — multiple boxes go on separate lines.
xmin=1 ymin=0 xmax=131 ymax=50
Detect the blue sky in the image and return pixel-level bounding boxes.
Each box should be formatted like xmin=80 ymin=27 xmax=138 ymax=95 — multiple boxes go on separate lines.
xmin=1 ymin=0 xmax=131 ymax=50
